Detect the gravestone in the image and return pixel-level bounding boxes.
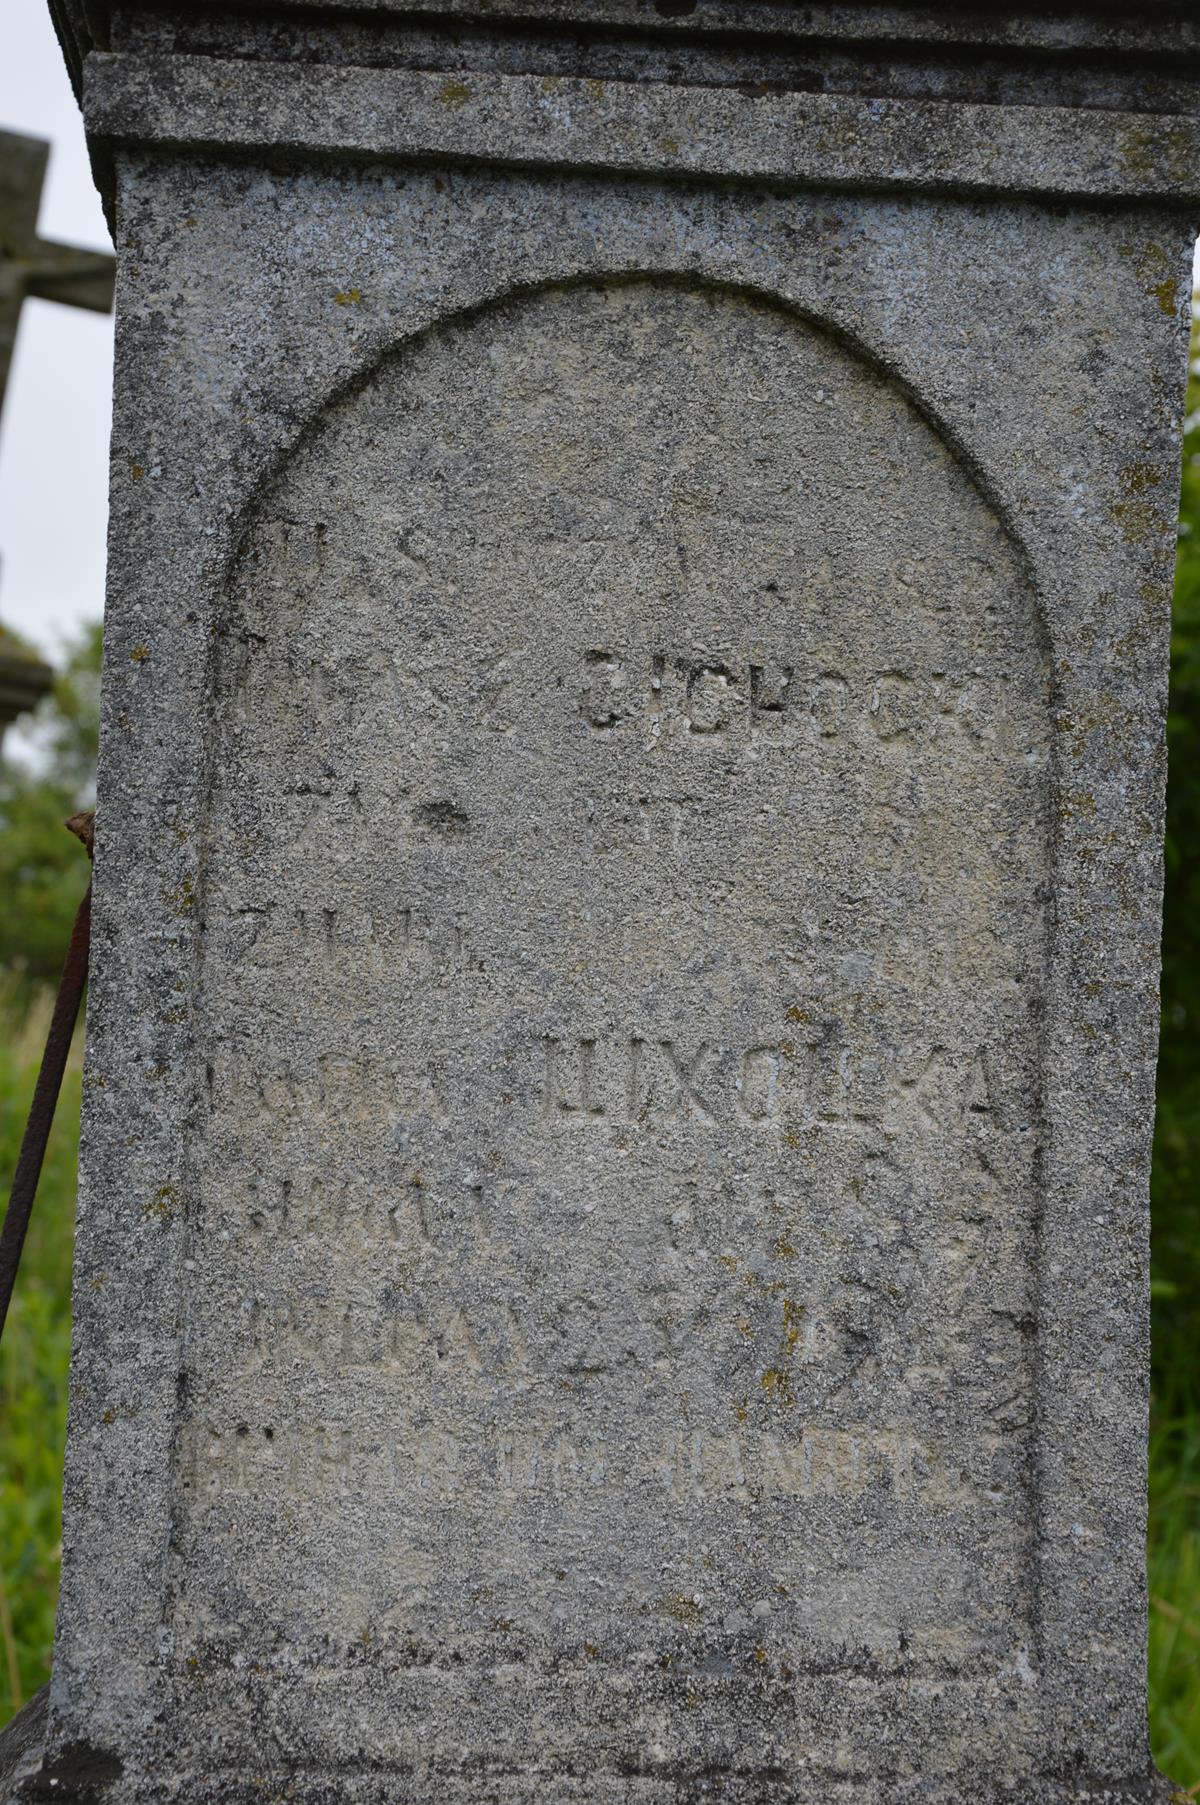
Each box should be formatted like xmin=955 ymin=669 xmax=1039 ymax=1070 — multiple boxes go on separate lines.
xmin=5 ymin=3 xmax=1200 ymax=1800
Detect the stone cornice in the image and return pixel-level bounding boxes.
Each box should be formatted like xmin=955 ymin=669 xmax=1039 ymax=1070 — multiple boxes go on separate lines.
xmin=52 ymin=2 xmax=1200 ymax=218
xmin=83 ymin=50 xmax=1200 ymax=205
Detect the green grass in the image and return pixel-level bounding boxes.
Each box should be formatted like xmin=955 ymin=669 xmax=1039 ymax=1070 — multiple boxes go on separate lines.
xmin=0 ymin=987 xmax=80 ymax=1722
xmin=1150 ymin=1041 xmax=1200 ymax=1785
xmin=1150 ymin=1319 xmax=1200 ymax=1790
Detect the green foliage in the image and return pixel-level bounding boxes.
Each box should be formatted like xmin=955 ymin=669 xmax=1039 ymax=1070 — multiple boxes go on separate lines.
xmin=0 ymin=622 xmax=100 ymax=988
xmin=1150 ymin=301 xmax=1200 ymax=1778
xmin=40 ymin=621 xmax=102 ymax=797
xmin=0 ymin=622 xmax=96 ymax=1720
xmin=1150 ymin=1394 xmax=1200 ymax=1787
xmin=1155 ymin=311 xmax=1200 ymax=1336
xmin=0 ymin=989 xmax=79 ymax=1720
xmin=1148 ymin=309 xmax=1200 ymax=1788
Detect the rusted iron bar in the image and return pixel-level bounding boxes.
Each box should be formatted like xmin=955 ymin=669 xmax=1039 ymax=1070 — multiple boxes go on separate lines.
xmin=0 ymin=811 xmax=94 ymax=1344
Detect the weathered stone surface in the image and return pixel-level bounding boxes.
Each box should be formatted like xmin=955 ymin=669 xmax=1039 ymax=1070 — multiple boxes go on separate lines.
xmin=9 ymin=2 xmax=1199 ymax=1800
xmin=186 ymin=271 xmax=1050 ymax=1754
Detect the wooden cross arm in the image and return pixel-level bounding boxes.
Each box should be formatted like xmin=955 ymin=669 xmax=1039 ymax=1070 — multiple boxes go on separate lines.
xmin=24 ymin=242 xmax=115 ymax=315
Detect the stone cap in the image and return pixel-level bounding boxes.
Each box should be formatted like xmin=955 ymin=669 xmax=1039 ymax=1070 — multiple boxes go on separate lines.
xmin=51 ymin=1 xmax=1200 ymax=217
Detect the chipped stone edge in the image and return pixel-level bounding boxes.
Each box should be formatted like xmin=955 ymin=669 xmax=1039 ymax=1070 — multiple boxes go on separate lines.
xmin=49 ymin=0 xmax=1200 ymax=64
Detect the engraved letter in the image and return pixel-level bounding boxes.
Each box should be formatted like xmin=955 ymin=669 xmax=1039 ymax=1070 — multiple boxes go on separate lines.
xmin=736 ymin=1045 xmax=781 ymax=1122
xmin=749 ymin=661 xmax=793 ymax=723
xmin=685 ymin=663 xmax=736 ymax=735
xmin=660 ymin=1039 xmax=717 ymax=1123
xmin=580 ymin=651 xmax=627 ymax=729
xmin=543 ymin=1037 xmax=606 ymax=1119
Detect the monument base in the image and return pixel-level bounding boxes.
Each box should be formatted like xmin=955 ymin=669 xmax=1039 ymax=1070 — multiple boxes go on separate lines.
xmin=0 ymin=1691 xmax=1182 ymax=1805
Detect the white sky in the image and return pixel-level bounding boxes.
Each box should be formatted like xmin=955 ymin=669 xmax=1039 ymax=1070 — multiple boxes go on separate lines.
xmin=1 ymin=0 xmax=113 ymax=662
xmin=0 ymin=0 xmax=1197 ymax=670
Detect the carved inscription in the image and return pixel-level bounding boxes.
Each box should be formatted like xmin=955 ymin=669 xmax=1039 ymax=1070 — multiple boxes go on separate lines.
xmin=187 ymin=281 xmax=1050 ymax=1716
xmin=209 ymin=1030 xmax=1004 ymax=1143
xmin=539 ymin=1033 xmax=998 ymax=1131
xmin=184 ymin=1418 xmax=962 ymax=1505
xmin=227 ymin=899 xmax=482 ymax=977
xmin=581 ymin=650 xmax=996 ymax=748
xmin=582 ymin=792 xmax=695 ymax=855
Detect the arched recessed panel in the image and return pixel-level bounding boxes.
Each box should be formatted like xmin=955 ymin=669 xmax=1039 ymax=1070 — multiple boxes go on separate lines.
xmin=182 ymin=280 xmax=1050 ymax=1764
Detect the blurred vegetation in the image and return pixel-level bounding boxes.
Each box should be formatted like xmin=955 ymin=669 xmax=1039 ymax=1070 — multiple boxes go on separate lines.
xmin=0 ymin=618 xmax=96 ymax=1718
xmin=1149 ymin=311 xmax=1200 ymax=1784
xmin=0 ymin=339 xmax=1199 ymax=1764
xmin=0 ymin=621 xmax=100 ymax=984
xmin=0 ymin=990 xmax=79 ymax=1718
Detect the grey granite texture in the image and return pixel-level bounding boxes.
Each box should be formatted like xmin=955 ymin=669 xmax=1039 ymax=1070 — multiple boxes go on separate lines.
xmin=7 ymin=2 xmax=1199 ymax=1800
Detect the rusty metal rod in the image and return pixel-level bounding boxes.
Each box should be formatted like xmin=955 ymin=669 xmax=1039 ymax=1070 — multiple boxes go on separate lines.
xmin=0 ymin=811 xmax=94 ymax=1345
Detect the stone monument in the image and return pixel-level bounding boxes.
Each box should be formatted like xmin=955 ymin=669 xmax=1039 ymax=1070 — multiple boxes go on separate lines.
xmin=4 ymin=3 xmax=1199 ymax=1800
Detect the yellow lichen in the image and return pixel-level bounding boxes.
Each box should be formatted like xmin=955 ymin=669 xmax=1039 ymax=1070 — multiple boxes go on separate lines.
xmin=1121 ymin=463 xmax=1162 ymax=494
xmin=1111 ymin=498 xmax=1159 ymax=545
xmin=143 ymin=1184 xmax=179 ymax=1224
xmin=665 ymin=1594 xmax=704 ymax=1626
xmin=163 ymin=874 xmax=196 ymax=917
xmin=1152 ymin=278 xmax=1178 ymax=316
xmin=761 ymin=1367 xmax=795 ymax=1408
